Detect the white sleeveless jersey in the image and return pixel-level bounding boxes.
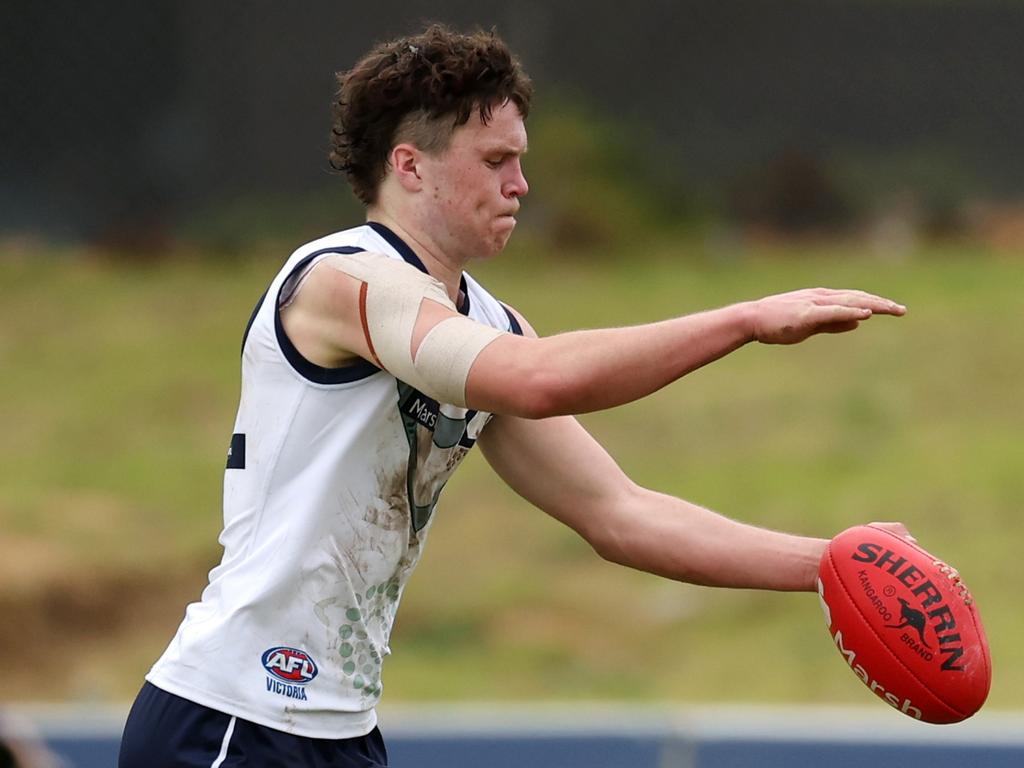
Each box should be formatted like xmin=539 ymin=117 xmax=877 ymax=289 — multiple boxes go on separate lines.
xmin=147 ymin=222 xmax=520 ymax=738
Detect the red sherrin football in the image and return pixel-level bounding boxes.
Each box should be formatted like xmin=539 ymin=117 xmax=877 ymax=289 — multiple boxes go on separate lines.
xmin=817 ymin=524 xmax=991 ymax=724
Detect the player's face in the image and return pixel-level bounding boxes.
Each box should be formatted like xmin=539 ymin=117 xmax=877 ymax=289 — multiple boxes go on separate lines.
xmin=420 ymin=100 xmax=528 ymax=260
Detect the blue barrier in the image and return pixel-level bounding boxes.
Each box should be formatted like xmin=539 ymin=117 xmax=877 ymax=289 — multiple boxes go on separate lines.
xmin=10 ymin=704 xmax=1024 ymax=768
xmin=695 ymin=739 xmax=1024 ymax=768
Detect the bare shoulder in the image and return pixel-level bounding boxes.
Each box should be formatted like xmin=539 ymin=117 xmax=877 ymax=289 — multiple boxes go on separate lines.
xmin=279 ymin=252 xmax=381 ymax=368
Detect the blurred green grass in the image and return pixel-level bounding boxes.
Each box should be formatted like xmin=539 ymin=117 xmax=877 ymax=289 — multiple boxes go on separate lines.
xmin=1 ymin=238 xmax=1021 ymax=709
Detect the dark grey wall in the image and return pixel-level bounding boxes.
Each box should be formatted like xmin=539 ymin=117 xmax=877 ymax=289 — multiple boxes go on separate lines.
xmin=4 ymin=0 xmax=1022 ymax=240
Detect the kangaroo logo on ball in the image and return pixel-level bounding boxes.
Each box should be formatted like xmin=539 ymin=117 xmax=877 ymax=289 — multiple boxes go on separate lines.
xmin=886 ymin=597 xmax=931 ymax=647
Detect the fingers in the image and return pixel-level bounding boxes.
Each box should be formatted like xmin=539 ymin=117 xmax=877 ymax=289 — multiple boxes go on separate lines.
xmin=810 ymin=304 xmax=873 ymax=326
xmin=805 ymin=288 xmax=906 ymax=316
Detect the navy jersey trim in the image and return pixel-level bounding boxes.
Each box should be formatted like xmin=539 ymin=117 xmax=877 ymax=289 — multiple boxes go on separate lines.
xmin=457 ymin=273 xmax=471 ymax=315
xmin=502 ymin=304 xmax=524 ymax=336
xmin=241 ymin=289 xmax=269 ymax=356
xmin=367 ymin=221 xmax=424 ymax=271
xmin=272 ymin=246 xmax=382 ymax=385
xmin=367 ymin=221 xmax=471 ymax=316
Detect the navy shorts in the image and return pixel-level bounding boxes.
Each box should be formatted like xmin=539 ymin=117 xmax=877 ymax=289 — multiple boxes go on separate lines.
xmin=119 ymin=682 xmax=388 ymax=767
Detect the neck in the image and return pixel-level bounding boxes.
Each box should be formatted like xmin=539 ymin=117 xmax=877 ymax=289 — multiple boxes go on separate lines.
xmin=366 ymin=208 xmax=465 ymax=304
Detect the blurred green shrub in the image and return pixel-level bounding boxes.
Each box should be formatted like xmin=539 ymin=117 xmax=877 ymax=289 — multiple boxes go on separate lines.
xmin=518 ymin=94 xmax=694 ymax=252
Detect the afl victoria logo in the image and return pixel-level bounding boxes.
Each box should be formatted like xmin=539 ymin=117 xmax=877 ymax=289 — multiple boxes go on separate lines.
xmin=261 ymin=647 xmax=318 ymax=684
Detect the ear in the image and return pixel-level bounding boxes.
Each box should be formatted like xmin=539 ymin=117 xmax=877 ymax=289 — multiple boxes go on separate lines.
xmin=390 ymin=143 xmax=424 ymax=193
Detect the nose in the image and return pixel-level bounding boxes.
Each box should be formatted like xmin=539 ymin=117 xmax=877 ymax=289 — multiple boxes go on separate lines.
xmin=504 ymin=159 xmax=529 ymax=199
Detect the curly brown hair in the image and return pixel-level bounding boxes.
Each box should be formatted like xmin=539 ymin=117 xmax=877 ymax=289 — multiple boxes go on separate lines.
xmin=329 ymin=24 xmax=533 ymax=205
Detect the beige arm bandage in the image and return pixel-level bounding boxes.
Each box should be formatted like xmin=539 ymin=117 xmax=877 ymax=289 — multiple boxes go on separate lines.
xmin=324 ymin=251 xmax=505 ymax=406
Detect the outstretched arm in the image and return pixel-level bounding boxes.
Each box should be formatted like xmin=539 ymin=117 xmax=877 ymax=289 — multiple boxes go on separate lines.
xmin=282 ymin=253 xmax=904 ymax=419
xmin=478 ymin=409 xmax=826 ymax=591
xmin=466 ymin=288 xmax=905 ymax=418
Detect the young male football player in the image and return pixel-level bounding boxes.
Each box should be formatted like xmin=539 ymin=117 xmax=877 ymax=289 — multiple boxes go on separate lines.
xmin=120 ymin=24 xmax=907 ymax=767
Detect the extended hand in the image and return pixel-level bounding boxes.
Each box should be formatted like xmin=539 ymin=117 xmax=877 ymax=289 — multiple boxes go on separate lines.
xmin=750 ymin=288 xmax=906 ymax=345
